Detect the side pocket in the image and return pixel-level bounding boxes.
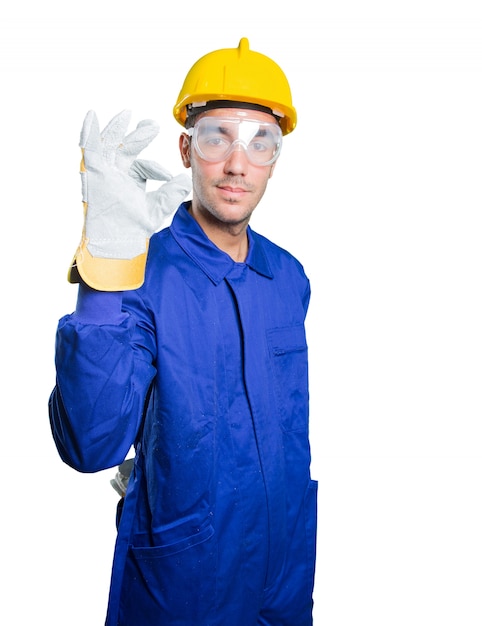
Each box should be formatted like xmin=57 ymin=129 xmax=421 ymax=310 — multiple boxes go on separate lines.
xmin=131 ymin=522 xmax=214 ymax=559
xmin=120 ymin=524 xmax=216 ymax=623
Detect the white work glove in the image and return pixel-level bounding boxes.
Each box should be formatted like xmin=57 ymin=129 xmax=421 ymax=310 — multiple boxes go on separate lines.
xmin=68 ymin=109 xmax=192 ymax=291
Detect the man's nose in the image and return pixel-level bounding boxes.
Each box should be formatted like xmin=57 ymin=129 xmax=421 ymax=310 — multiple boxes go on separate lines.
xmin=223 ymin=143 xmax=250 ymax=175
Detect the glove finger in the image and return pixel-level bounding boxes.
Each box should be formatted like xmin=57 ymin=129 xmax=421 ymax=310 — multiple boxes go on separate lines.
xmin=80 ymin=110 xmax=101 ymax=151
xmin=129 ymin=159 xmax=173 ymax=186
xmin=100 ymin=110 xmax=132 ymax=152
xmin=121 ymin=119 xmax=160 ymax=157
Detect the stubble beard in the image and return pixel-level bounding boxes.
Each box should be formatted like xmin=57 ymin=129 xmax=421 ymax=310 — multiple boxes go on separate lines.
xmin=193 ymin=175 xmax=262 ymax=231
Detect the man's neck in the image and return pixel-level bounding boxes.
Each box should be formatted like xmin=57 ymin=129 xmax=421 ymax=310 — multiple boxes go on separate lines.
xmin=189 ymin=204 xmax=249 ymax=262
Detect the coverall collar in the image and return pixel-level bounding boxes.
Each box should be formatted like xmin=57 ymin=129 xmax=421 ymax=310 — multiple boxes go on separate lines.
xmin=170 ymin=202 xmax=274 ymax=285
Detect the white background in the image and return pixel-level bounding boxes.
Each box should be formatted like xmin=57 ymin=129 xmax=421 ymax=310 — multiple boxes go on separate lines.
xmin=1 ymin=1 xmax=481 ymax=624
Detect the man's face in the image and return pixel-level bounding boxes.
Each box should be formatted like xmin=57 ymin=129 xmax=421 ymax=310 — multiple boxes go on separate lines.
xmin=179 ymin=108 xmax=280 ymax=230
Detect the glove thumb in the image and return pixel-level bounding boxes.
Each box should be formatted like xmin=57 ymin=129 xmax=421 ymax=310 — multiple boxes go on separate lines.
xmin=147 ymin=173 xmax=192 ymax=231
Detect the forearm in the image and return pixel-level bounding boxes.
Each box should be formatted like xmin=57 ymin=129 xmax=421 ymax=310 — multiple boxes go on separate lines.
xmin=49 ymin=285 xmax=156 ymax=473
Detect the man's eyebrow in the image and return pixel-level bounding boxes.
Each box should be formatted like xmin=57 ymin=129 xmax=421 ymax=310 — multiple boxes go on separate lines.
xmin=200 ymin=122 xmax=231 ymax=134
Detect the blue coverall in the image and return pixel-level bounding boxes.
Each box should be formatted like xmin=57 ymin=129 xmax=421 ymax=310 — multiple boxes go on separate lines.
xmin=49 ymin=203 xmax=317 ymax=625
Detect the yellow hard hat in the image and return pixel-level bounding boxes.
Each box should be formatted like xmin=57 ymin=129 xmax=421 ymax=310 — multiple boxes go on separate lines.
xmin=173 ymin=38 xmax=297 ymax=135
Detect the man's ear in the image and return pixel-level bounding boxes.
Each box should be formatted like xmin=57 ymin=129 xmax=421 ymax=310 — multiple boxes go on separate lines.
xmin=268 ymin=161 xmax=277 ymax=178
xmin=179 ymin=133 xmax=191 ymax=168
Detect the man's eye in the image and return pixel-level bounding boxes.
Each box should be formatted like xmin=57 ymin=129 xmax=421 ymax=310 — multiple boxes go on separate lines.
xmin=250 ymin=141 xmax=270 ymax=153
xmin=205 ymin=136 xmax=228 ymax=147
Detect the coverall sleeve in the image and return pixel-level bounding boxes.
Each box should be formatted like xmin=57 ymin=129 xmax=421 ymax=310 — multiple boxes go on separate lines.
xmin=48 ymin=284 xmax=157 ymax=473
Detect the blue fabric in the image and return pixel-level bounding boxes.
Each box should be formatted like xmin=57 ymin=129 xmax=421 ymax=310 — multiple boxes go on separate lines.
xmin=49 ymin=203 xmax=317 ymax=625
xmin=74 ymin=282 xmax=127 ymax=325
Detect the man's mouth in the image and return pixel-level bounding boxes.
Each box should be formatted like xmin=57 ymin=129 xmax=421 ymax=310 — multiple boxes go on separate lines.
xmin=219 ymin=185 xmax=247 ymax=194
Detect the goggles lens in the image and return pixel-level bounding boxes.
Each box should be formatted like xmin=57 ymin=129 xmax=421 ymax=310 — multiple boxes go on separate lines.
xmin=188 ymin=117 xmax=282 ymax=166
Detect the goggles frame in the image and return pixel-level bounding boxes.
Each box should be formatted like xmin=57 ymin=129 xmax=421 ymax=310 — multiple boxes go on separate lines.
xmin=187 ymin=116 xmax=283 ymax=166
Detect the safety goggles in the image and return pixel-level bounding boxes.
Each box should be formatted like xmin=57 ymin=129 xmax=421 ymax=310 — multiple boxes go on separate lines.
xmin=188 ymin=116 xmax=283 ymax=166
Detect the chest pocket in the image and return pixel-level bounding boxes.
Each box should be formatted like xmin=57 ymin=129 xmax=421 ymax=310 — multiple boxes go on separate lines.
xmin=266 ymin=324 xmax=309 ymax=432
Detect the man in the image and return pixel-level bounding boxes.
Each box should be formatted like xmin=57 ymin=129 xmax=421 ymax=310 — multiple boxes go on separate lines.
xmin=49 ymin=38 xmax=317 ymax=626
